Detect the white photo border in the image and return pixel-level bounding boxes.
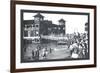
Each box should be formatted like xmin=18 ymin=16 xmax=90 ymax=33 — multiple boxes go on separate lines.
xmin=15 ymin=4 xmax=95 ymax=69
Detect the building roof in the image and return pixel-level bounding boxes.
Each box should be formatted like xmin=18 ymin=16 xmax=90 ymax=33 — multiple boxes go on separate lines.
xmin=59 ymin=18 xmax=65 ymax=22
xmin=23 ymin=20 xmax=34 ymax=24
xmin=34 ymin=13 xmax=44 ymax=18
xmin=40 ymin=20 xmax=52 ymax=26
xmin=23 ymin=19 xmax=64 ymax=27
xmin=41 ymin=20 xmax=52 ymax=24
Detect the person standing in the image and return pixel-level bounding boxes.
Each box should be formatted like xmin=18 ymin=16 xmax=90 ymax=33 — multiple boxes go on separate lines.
xmin=71 ymin=48 xmax=79 ymax=58
xmin=35 ymin=48 xmax=39 ymax=60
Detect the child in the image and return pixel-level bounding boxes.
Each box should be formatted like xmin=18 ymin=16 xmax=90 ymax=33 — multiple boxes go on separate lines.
xmin=71 ymin=48 xmax=79 ymax=58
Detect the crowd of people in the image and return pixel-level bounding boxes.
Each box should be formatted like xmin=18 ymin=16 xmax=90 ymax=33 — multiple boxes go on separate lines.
xmin=31 ymin=45 xmax=52 ymax=60
xmin=67 ymin=32 xmax=88 ymax=59
xmin=24 ymin=32 xmax=89 ymax=61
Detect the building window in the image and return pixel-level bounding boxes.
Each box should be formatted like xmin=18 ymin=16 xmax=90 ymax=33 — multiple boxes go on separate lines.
xmin=58 ymin=27 xmax=61 ymax=30
xmin=35 ymin=31 xmax=39 ymax=36
xmin=34 ymin=17 xmax=40 ymax=24
xmin=24 ymin=31 xmax=28 ymax=37
xmin=34 ymin=17 xmax=39 ymax=21
xmin=24 ymin=25 xmax=28 ymax=30
xmin=48 ymin=28 xmax=51 ymax=31
xmin=54 ymin=27 xmax=57 ymax=29
xmin=40 ymin=18 xmax=43 ymax=21
xmin=63 ymin=27 xmax=65 ymax=30
xmin=32 ymin=24 xmax=35 ymax=27
xmin=25 ymin=25 xmax=27 ymax=28
xmin=36 ymin=24 xmax=39 ymax=27
xmin=30 ymin=30 xmax=35 ymax=37
xmin=32 ymin=39 xmax=35 ymax=43
xmin=35 ymin=39 xmax=40 ymax=43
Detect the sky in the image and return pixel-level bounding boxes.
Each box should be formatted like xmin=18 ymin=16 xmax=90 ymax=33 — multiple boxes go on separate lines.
xmin=23 ymin=12 xmax=88 ymax=34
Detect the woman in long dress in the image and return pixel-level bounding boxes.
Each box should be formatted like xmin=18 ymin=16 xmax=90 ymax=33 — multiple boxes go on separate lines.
xmin=70 ymin=43 xmax=79 ymax=59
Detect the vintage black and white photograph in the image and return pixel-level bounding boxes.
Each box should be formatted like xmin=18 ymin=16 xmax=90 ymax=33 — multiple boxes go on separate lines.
xmin=21 ymin=10 xmax=89 ymax=62
xmin=11 ymin=1 xmax=96 ymax=72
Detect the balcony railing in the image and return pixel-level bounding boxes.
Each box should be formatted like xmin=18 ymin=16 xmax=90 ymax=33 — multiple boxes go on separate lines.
xmin=41 ymin=35 xmax=68 ymax=40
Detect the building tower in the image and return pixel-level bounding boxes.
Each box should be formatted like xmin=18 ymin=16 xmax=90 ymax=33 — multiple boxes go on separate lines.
xmin=59 ymin=18 xmax=65 ymax=25
xmin=33 ymin=13 xmax=44 ymax=43
xmin=58 ymin=18 xmax=66 ymax=35
xmin=34 ymin=13 xmax=44 ymax=23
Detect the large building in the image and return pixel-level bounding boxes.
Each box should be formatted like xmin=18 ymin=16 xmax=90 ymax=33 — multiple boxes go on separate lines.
xmin=23 ymin=13 xmax=66 ymax=43
xmin=85 ymin=22 xmax=88 ymax=33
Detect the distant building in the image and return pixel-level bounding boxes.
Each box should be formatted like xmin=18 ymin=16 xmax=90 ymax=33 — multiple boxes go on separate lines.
xmin=85 ymin=22 xmax=88 ymax=34
xmin=23 ymin=13 xmax=66 ymax=43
